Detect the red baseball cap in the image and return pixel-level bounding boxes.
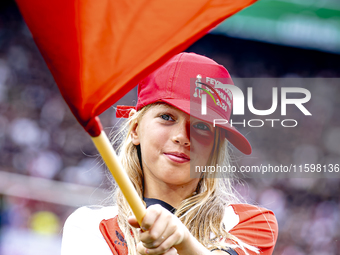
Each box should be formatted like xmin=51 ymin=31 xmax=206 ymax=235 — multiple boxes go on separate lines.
xmin=116 ymin=52 xmax=251 ymax=155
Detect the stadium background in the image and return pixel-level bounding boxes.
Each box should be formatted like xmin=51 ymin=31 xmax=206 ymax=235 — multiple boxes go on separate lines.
xmin=0 ymin=0 xmax=339 ymax=254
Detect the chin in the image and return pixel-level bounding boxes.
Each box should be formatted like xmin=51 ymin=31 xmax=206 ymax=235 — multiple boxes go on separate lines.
xmin=162 ymin=176 xmax=198 ymax=186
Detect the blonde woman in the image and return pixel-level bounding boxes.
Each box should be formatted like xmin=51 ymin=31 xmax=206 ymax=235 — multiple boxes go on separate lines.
xmin=61 ymin=53 xmax=278 ymax=255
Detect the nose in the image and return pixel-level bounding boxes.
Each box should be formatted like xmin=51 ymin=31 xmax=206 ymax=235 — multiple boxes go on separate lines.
xmin=172 ymin=119 xmax=190 ymax=147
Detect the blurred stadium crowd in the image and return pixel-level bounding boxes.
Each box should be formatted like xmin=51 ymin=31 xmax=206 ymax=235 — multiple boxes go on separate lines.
xmin=0 ymin=1 xmax=339 ymax=255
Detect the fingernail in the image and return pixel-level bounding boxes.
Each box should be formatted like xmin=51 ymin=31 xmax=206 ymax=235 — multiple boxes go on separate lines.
xmin=145 ymin=248 xmax=149 ymax=254
xmin=141 ymin=227 xmax=147 ymax=231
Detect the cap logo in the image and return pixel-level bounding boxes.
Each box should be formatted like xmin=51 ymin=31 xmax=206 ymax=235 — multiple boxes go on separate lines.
xmin=193 ymin=74 xmax=222 ymax=106
xmin=193 ymin=74 xmax=227 ymax=115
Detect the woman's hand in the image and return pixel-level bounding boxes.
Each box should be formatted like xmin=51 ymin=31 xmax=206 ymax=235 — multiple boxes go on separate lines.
xmin=128 ymin=204 xmax=189 ymax=255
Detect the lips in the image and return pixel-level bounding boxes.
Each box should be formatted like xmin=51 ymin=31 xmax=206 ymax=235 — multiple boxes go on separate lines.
xmin=164 ymin=151 xmax=190 ymax=163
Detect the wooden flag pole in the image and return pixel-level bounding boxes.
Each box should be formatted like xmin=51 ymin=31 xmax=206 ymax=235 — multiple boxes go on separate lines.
xmin=91 ymin=131 xmax=146 ymax=225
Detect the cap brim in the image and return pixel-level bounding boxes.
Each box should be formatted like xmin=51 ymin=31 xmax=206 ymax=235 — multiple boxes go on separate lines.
xmin=161 ymin=98 xmax=252 ymax=155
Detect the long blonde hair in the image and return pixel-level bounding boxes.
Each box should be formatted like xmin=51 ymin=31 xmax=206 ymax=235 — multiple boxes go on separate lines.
xmin=109 ymin=103 xmax=259 ymax=255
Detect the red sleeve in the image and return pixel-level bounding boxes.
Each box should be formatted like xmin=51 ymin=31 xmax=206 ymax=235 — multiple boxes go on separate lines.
xmin=228 ymin=204 xmax=278 ymax=255
xmin=99 ymin=216 xmax=129 ymax=255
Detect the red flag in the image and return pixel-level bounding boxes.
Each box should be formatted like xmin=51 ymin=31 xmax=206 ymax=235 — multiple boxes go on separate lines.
xmin=15 ymin=0 xmax=256 ymax=137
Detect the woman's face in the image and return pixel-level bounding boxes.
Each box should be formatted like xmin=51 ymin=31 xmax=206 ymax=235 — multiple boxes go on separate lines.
xmin=131 ymin=104 xmax=215 ymax=189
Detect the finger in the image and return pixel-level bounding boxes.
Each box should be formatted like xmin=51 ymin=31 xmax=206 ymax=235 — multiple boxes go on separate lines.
xmin=137 ymin=244 xmax=177 ymax=255
xmin=148 ymin=211 xmax=172 ymax=242
xmin=142 ymin=231 xmax=182 ymax=255
xmin=163 ymin=247 xmax=178 ymax=255
xmin=140 ymin=210 xmax=173 ymax=246
xmin=142 ymin=218 xmax=178 ymax=248
xmin=128 ymin=216 xmax=140 ymax=229
xmin=137 ymin=242 xmax=147 ymax=255
xmin=141 ymin=204 xmax=163 ymax=231
xmin=137 ymin=242 xmax=164 ymax=255
xmin=140 ymin=232 xmax=166 ymax=249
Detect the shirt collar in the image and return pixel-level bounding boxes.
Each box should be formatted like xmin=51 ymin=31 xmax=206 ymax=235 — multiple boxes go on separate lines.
xmin=143 ymin=197 xmax=176 ymax=214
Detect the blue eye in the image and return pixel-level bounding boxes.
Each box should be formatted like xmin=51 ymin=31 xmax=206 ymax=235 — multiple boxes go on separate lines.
xmin=194 ymin=123 xmax=210 ymax=131
xmin=160 ymin=114 xmax=174 ymax=121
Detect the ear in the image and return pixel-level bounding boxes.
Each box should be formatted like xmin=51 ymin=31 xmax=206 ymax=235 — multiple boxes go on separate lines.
xmin=129 ymin=109 xmax=140 ymax=145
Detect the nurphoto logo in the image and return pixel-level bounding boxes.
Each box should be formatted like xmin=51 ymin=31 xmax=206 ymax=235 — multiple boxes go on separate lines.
xmin=193 ymin=76 xmax=312 ymax=128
